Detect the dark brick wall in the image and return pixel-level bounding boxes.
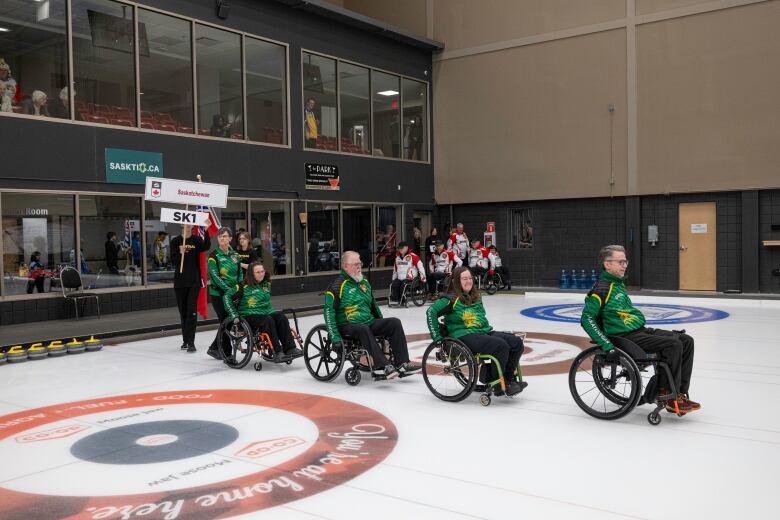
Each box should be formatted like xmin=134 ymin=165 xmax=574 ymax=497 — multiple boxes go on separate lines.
xmin=759 ymin=189 xmax=780 ymax=293
xmin=0 ymin=270 xmax=394 ymax=326
xmin=451 ymin=197 xmax=626 ymax=287
xmin=451 ymin=191 xmax=752 ymax=291
xmin=640 ymin=192 xmax=741 ymax=291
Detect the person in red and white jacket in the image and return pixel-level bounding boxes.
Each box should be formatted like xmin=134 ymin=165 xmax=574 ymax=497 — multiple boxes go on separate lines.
xmin=488 ymin=245 xmax=512 ymax=290
xmin=428 ymin=240 xmax=462 ymax=295
xmin=468 ymin=239 xmax=491 ymax=280
xmin=446 ymin=223 xmax=469 ymax=262
xmin=389 ymin=242 xmax=426 ymax=306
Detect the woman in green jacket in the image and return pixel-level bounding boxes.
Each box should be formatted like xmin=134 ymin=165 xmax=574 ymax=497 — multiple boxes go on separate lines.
xmin=207 ymin=227 xmax=242 ymax=359
xmin=426 ymin=266 xmax=526 ymax=396
xmin=228 ymin=262 xmax=302 ymax=360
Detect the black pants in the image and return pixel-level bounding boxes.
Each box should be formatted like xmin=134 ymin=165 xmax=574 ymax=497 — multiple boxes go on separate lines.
xmin=175 ymin=285 xmax=199 ymax=345
xmin=496 ymin=266 xmax=511 ymax=285
xmin=390 ymin=279 xmax=406 ymax=302
xmin=27 ymin=277 xmax=45 ymax=294
xmin=210 ymin=294 xmax=232 ymax=357
xmin=622 ymin=327 xmax=695 ymax=394
xmin=339 ymin=317 xmax=409 ymax=369
xmin=459 ymin=331 xmax=524 ymax=382
xmin=470 ymin=266 xmax=487 ymax=284
xmin=428 ymin=272 xmax=447 ymax=294
xmin=245 ymin=313 xmax=297 ymax=353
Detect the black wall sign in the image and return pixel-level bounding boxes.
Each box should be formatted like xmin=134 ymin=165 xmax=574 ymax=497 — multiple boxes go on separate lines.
xmin=305 ymin=163 xmax=340 ymax=190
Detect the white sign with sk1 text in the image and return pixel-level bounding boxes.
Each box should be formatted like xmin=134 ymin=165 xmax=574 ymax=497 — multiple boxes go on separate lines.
xmin=160 ymin=208 xmax=210 ymax=226
xmin=144 ymin=177 xmax=228 ymax=208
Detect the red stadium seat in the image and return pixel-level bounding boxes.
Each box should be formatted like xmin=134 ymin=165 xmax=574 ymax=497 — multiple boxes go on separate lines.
xmin=155 ymin=113 xmax=175 ymax=124
xmin=110 ymin=118 xmax=133 ymax=127
xmin=177 ymin=126 xmax=193 ymax=134
xmin=85 ymin=115 xmax=110 ymax=125
xmin=154 ymin=123 xmax=177 ymax=132
xmin=140 ymin=121 xmax=155 ymax=130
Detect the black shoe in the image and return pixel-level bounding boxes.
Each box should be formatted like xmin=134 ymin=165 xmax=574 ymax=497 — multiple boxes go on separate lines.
xmin=397 ymin=361 xmax=422 ymax=375
xmin=505 ymin=381 xmax=525 ymax=396
xmin=273 ymin=350 xmax=285 ymax=362
xmin=186 ymin=343 xmax=196 ymax=353
xmin=375 ymin=365 xmax=399 ymax=380
xmin=206 ymin=348 xmax=221 ymax=360
xmin=180 ymin=343 xmax=188 ymax=350
xmin=285 ymin=347 xmax=303 ymax=358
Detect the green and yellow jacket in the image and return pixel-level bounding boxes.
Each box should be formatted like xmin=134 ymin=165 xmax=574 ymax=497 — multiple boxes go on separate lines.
xmin=324 ymin=272 xmax=382 ymax=344
xmin=225 ymin=281 xmax=274 ymax=320
xmin=580 ymin=270 xmax=646 ymax=351
xmin=207 ymin=247 xmax=242 ymax=298
xmin=427 ymin=295 xmax=492 ymax=341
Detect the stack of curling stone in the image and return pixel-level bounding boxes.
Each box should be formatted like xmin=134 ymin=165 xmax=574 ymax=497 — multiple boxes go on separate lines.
xmin=84 ymin=336 xmax=103 ymax=352
xmin=27 ymin=343 xmax=49 ymax=360
xmin=48 ymin=340 xmax=68 ymax=357
xmin=6 ymin=346 xmax=28 ymax=363
xmin=0 ymin=350 xmax=6 ymax=365
xmin=67 ymin=337 xmax=86 ymax=354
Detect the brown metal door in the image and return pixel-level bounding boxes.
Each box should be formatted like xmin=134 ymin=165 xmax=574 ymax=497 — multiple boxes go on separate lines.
xmin=679 ymin=202 xmax=716 ymax=290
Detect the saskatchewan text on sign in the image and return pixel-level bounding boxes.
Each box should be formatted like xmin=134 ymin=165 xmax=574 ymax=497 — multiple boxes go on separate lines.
xmin=177 ymin=189 xmax=210 ymax=199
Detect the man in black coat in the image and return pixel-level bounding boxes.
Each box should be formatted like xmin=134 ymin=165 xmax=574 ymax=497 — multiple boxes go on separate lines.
xmin=170 ymin=223 xmax=211 ymax=352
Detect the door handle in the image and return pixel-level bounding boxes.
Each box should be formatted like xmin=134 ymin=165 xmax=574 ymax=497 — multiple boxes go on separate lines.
xmin=679 ymin=245 xmax=687 ymax=251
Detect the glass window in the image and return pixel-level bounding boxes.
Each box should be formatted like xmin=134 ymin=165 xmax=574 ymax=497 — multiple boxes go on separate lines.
xmin=246 ymin=38 xmax=286 ymax=145
xmin=342 ymin=205 xmax=372 ymax=268
xmin=372 ymin=71 xmax=400 ymax=158
xmin=302 ymin=52 xmax=337 ymax=150
xmin=402 ymin=78 xmax=427 ymax=161
xmin=72 ymin=0 xmax=137 ymax=127
xmin=78 ymin=195 xmax=142 ymax=288
xmin=1 ymin=193 xmax=74 ymax=295
xmin=144 ymin=201 xmax=184 ymax=285
xmin=375 ymin=206 xmax=399 ymax=267
xmin=306 ymin=202 xmax=339 ymax=273
xmin=250 ymin=201 xmax=291 ymax=276
xmin=138 ymin=9 xmax=193 ymax=133
xmin=221 ymin=199 xmax=247 ymax=249
xmin=0 ymin=0 xmax=69 ymax=119
xmin=196 ymin=24 xmax=242 ymax=139
xmin=339 ymin=63 xmax=370 ymax=155
xmin=510 ymin=209 xmax=533 ymax=248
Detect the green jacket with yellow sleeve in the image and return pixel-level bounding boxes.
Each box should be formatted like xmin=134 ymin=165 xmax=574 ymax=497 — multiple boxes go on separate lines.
xmin=323 ymin=272 xmax=382 ymax=344
xmin=426 ymin=295 xmax=492 ymax=342
xmin=580 ymin=270 xmax=646 ymax=351
xmin=224 ymin=280 xmax=274 ymax=320
xmin=207 ymin=247 xmax=242 ymax=298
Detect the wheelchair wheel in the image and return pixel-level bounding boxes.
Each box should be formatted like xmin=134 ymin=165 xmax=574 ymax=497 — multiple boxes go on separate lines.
xmin=485 ymin=278 xmax=498 ymax=295
xmin=304 ymin=324 xmax=345 ymax=382
xmin=345 ymin=367 xmax=361 ymax=386
xmin=422 ymin=338 xmax=476 ymax=402
xmin=410 ymin=278 xmax=427 ymax=307
xmin=218 ymin=318 xmax=254 ymax=370
xmin=568 ymin=347 xmax=641 ymax=420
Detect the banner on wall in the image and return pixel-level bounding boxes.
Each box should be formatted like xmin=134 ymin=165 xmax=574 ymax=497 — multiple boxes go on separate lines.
xmin=105 ymin=148 xmax=163 ymax=184
xmin=305 ymin=163 xmax=340 ymax=190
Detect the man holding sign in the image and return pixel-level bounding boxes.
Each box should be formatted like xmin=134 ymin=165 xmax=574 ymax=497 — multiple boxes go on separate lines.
xmin=170 ymin=219 xmax=211 ymax=353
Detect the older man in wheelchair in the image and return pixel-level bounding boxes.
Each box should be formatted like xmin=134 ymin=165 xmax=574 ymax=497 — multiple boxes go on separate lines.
xmin=320 ymin=251 xmax=421 ymax=381
xmin=579 ymin=245 xmax=700 ymax=419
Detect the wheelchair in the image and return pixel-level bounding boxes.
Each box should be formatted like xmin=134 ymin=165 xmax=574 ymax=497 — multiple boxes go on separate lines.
xmin=217 ymin=308 xmax=304 ymax=372
xmin=387 ymin=275 xmax=427 ymax=308
xmin=428 ymin=273 xmax=452 ymax=300
xmin=568 ymin=334 xmax=682 ymax=425
xmin=303 ymin=324 xmax=414 ymax=386
xmin=421 ymin=322 xmax=526 ymax=406
xmin=475 ymin=269 xmax=503 ymax=295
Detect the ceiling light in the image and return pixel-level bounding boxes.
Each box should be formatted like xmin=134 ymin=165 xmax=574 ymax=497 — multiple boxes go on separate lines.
xmin=377 ymin=90 xmax=398 ymax=96
xmin=0 ymin=27 xmax=10 ymax=33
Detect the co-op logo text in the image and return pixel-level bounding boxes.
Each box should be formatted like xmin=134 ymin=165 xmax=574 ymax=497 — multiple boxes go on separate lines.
xmin=108 ymin=162 xmax=161 ymax=174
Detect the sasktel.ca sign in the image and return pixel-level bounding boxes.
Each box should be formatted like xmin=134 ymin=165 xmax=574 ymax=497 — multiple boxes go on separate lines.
xmin=144 ymin=177 xmax=229 ymax=208
xmin=0 ymin=390 xmax=397 ymax=519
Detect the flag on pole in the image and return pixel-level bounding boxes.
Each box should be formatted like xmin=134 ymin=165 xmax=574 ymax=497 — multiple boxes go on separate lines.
xmin=195 ymin=205 xmax=221 ymax=319
xmin=121 ymin=218 xmax=132 ymax=258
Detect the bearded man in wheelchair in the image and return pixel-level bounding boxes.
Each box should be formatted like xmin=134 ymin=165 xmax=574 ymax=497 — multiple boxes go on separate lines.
xmin=581 ymin=245 xmax=701 ymax=415
xmin=323 ymin=251 xmax=421 ymax=380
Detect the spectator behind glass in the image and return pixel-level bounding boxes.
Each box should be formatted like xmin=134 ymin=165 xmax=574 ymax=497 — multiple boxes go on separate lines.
xmin=0 ymin=59 xmax=18 ymax=104
xmin=236 ymin=231 xmax=258 ymax=270
xmin=154 ymin=231 xmax=170 ymax=269
xmin=425 ymin=226 xmax=439 ymax=255
xmin=210 ymin=114 xmax=230 ymax=138
xmin=27 ymin=251 xmax=46 ymax=294
xmin=105 ymin=232 xmax=120 ymax=275
xmin=23 ymin=90 xmax=49 ymax=117
xmin=131 ymin=231 xmax=142 ymax=267
xmin=49 ymin=87 xmax=72 ymax=119
xmin=304 ymin=98 xmax=319 ymax=148
xmin=0 ymin=81 xmax=11 ymax=112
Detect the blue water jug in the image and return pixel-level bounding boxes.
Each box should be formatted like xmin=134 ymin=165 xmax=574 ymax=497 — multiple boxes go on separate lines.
xmin=590 ymin=269 xmax=597 ymax=287
xmin=579 ymin=269 xmax=588 ymax=289
xmin=570 ymin=269 xmax=577 ymax=290
xmin=559 ymin=270 xmax=568 ymax=289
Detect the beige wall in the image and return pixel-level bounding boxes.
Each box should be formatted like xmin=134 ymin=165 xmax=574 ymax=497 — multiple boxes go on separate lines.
xmin=430 ymin=0 xmax=780 ymax=203
xmin=434 ymin=29 xmax=628 ymax=204
xmin=432 ymin=0 xmax=625 ymax=51
xmin=637 ymin=1 xmax=780 ymax=194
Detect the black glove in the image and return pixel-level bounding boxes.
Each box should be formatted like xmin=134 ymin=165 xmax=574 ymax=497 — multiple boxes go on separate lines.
xmin=604 ymin=348 xmax=620 ymax=363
